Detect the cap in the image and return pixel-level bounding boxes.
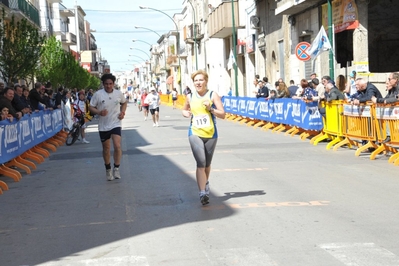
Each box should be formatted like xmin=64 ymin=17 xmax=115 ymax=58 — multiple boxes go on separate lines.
xmin=78 ymin=90 xmax=85 ymax=96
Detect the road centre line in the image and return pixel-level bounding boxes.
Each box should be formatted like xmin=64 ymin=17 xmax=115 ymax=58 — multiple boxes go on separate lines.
xmin=185 ymin=167 xmax=268 ymax=174
xmin=203 ymin=200 xmax=330 ymax=210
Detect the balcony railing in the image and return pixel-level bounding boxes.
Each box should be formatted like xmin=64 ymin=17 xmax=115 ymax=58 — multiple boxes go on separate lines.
xmin=275 ymin=0 xmax=321 ymax=15
xmin=184 ymin=23 xmax=204 ymax=43
xmin=6 ymin=0 xmax=40 ymax=27
xmin=207 ymin=0 xmax=241 ymax=39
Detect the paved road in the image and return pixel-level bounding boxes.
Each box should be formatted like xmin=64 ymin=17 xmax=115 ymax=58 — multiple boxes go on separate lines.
xmin=1 ymin=101 xmax=399 ymax=266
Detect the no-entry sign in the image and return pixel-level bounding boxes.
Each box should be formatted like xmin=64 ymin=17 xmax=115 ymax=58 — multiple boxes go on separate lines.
xmin=295 ymin=42 xmax=311 ymax=61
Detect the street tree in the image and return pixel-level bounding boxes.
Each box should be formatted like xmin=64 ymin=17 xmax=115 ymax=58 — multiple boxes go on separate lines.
xmin=37 ymin=36 xmax=67 ymax=88
xmin=0 ymin=11 xmax=45 ymax=84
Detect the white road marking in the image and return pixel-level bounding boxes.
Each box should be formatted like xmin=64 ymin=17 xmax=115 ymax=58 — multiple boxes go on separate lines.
xmin=319 ymin=243 xmax=399 ymax=266
xmin=36 ymin=255 xmax=149 ymax=266
xmin=204 ymin=247 xmax=278 ymax=266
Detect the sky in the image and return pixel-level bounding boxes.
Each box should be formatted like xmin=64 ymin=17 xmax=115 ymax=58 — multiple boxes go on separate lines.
xmin=61 ymin=0 xmax=185 ymax=73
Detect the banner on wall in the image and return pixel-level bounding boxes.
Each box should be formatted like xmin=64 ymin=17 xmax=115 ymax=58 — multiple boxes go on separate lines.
xmin=0 ymin=109 xmax=63 ymax=164
xmin=222 ymin=97 xmax=323 ymax=131
xmin=322 ymin=0 xmax=359 ymax=33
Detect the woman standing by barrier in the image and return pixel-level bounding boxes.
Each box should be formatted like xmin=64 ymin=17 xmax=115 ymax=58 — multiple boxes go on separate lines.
xmin=182 ymin=70 xmax=225 ymax=206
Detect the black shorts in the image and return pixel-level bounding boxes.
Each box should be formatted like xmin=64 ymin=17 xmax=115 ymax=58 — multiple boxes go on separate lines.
xmin=99 ymin=127 xmax=122 ymax=142
xmin=150 ymin=107 xmax=159 ymax=115
xmin=142 ymin=105 xmax=149 ymax=110
xmin=172 ymin=97 xmax=177 ymax=101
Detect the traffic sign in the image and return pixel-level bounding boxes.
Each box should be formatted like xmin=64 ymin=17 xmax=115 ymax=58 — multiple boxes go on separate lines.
xmin=295 ymin=42 xmax=311 ymax=61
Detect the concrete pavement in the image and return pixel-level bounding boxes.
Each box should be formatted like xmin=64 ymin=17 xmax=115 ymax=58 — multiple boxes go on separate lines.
xmin=1 ymin=100 xmax=399 ymax=266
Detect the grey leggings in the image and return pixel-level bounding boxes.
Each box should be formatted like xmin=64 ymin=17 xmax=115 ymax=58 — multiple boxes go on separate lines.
xmin=188 ymin=135 xmax=218 ymax=168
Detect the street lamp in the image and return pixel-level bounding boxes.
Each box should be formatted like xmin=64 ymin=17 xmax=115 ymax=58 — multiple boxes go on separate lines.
xmin=129 ymin=54 xmax=148 ymax=62
xmin=134 ymin=26 xmax=167 ymax=76
xmin=186 ymin=0 xmax=198 ymax=70
xmin=132 ymin=39 xmax=153 ymax=46
xmin=230 ymin=0 xmax=239 ymax=96
xmin=134 ymin=25 xmax=161 ymax=38
xmin=139 ymin=6 xmax=182 ymax=94
xmin=130 ymin=47 xmax=151 ymax=60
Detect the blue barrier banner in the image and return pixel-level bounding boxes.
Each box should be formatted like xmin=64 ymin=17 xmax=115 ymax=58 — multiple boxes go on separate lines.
xmin=0 ymin=109 xmax=63 ymax=164
xmin=222 ymin=97 xmax=322 ymax=131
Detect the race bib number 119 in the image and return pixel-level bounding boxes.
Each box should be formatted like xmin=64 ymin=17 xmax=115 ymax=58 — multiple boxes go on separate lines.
xmin=193 ymin=115 xmax=210 ymax=128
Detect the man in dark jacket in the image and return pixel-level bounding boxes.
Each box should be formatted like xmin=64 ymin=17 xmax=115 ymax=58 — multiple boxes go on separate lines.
xmin=325 ymin=83 xmax=345 ymax=102
xmin=12 ymin=84 xmax=29 ymax=114
xmin=371 ymin=72 xmax=399 ymax=105
xmin=54 ymin=86 xmax=64 ymax=108
xmin=29 ymin=82 xmax=47 ymax=111
xmin=371 ymin=72 xmax=399 ymax=143
xmin=353 ymin=78 xmax=382 ymax=105
xmin=256 ymin=80 xmax=269 ymax=99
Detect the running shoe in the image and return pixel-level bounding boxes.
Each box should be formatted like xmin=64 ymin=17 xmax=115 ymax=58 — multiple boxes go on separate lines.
xmin=200 ymin=194 xmax=210 ymax=205
xmin=113 ymin=168 xmax=121 ymax=179
xmin=106 ymin=169 xmax=114 ymax=181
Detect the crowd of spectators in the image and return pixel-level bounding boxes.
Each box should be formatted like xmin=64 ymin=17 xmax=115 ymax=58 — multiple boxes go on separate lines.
xmin=0 ymin=81 xmax=94 ymax=122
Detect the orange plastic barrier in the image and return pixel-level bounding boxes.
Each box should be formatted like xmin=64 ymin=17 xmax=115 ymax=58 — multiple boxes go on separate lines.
xmin=0 ymin=130 xmax=65 ymax=194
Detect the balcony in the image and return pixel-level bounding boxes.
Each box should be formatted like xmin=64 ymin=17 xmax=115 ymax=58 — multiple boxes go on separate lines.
xmin=60 ymin=32 xmax=76 ymax=45
xmin=5 ymin=0 xmax=41 ymax=27
xmin=207 ymin=0 xmax=242 ymax=39
xmin=275 ymin=0 xmax=321 ymax=15
xmin=184 ymin=23 xmax=204 ymax=44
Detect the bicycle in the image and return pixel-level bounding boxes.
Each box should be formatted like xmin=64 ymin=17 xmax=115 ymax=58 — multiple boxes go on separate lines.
xmin=65 ymin=111 xmax=86 ymax=146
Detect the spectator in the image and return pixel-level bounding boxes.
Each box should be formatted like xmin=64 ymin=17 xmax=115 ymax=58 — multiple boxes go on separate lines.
xmin=252 ymin=75 xmax=260 ymax=96
xmin=263 ymin=77 xmax=274 ymax=93
xmin=227 ymin=87 xmax=232 ymax=96
xmin=303 ymin=80 xmax=318 ymax=102
xmin=255 ymin=80 xmax=269 ymax=99
xmin=1 ymin=106 xmax=14 ymax=122
xmin=353 ymin=78 xmax=383 ymax=105
xmin=324 ymin=83 xmax=345 ymax=102
xmin=0 ymin=87 xmax=23 ymax=119
xmin=312 ymin=78 xmax=326 ymax=102
xmin=183 ymin=86 xmax=190 ymax=96
xmin=276 ymin=82 xmax=289 ymax=98
xmin=336 ymin=75 xmax=346 ymax=93
xmin=292 ymin=79 xmax=309 ymax=100
xmin=73 ymin=91 xmax=90 ymax=144
xmin=87 ymin=89 xmax=94 ymax=101
xmin=54 ymin=86 xmax=64 ymax=109
xmin=62 ymin=89 xmax=72 ymax=105
xmin=288 ymin=80 xmax=298 ymax=98
xmin=12 ymin=84 xmax=29 ymax=114
xmin=310 ymin=73 xmax=317 ymax=80
xmin=371 ymin=72 xmax=399 ymax=144
xmin=29 ymin=82 xmax=47 ymax=111
xmin=344 ymin=70 xmax=357 ymax=99
xmin=21 ymin=87 xmax=31 ymax=112
xmin=321 ymin=75 xmax=332 ymax=87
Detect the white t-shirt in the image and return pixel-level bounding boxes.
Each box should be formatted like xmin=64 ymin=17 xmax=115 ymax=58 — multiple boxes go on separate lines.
xmin=145 ymin=92 xmax=160 ymax=109
xmin=73 ymin=99 xmax=86 ymax=113
xmin=90 ymin=88 xmax=126 ymax=131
